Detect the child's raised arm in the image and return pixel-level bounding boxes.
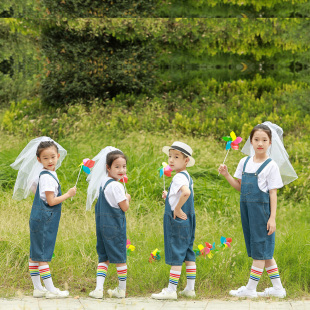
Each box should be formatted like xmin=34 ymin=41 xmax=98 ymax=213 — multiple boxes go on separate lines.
xmin=218 ymin=164 xmax=241 ymax=192
xmin=118 ymin=193 xmax=131 ymax=212
xmin=45 ymin=186 xmax=77 ymax=206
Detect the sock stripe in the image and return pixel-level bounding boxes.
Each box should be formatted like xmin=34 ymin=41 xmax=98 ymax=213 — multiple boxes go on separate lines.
xmin=267 ymin=267 xmax=280 ymax=279
xmin=39 ymin=267 xmax=51 ymax=280
xmin=29 ymin=265 xmax=40 ymax=277
xmin=97 ymin=265 xmax=108 ymax=278
xmin=117 ymin=268 xmax=127 ymax=281
xmin=169 ymin=272 xmax=180 ymax=285
xmin=250 ymin=268 xmax=263 ymax=281
xmin=186 ymin=267 xmax=196 ymax=280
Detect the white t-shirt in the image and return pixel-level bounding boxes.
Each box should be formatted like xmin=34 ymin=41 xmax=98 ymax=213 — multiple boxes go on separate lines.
xmin=168 ymin=171 xmax=193 ymax=211
xmin=103 ymin=177 xmax=127 ymax=209
xmin=234 ymin=156 xmax=283 ymax=192
xmin=34 ymin=169 xmax=59 ymax=203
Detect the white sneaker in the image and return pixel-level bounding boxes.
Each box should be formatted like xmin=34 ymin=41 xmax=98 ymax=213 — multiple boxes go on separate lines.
xmin=107 ymin=287 xmax=126 ymax=298
xmin=33 ymin=287 xmax=47 ymax=298
xmin=229 ymin=286 xmax=258 ymax=298
xmin=89 ymin=289 xmax=103 ymax=299
xmin=151 ymin=288 xmax=177 ymax=300
xmin=45 ymin=288 xmax=69 ymax=299
xmin=258 ymin=287 xmax=286 ymax=298
xmin=179 ymin=289 xmax=196 ymax=297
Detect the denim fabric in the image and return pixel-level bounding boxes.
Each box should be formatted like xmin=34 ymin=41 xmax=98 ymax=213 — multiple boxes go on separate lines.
xmin=29 ymin=171 xmax=62 ymax=262
xmin=164 ymin=172 xmax=196 ymax=266
xmin=95 ymin=179 xmax=127 ymax=264
xmin=240 ymin=156 xmax=275 ymax=260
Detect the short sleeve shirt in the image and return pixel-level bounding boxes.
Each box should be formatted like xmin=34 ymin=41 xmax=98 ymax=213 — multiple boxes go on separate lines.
xmin=168 ymin=170 xmax=193 ymax=211
xmin=37 ymin=169 xmax=59 ymax=202
xmin=234 ymin=156 xmax=283 ymax=192
xmin=104 ymin=177 xmax=127 ymax=209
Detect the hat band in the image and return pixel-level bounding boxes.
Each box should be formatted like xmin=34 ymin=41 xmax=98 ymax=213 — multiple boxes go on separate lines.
xmin=170 ymin=146 xmax=191 ymax=157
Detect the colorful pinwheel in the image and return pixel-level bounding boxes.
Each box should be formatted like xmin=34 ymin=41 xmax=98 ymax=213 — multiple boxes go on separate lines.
xmin=219 ymin=236 xmax=232 ymax=249
xmin=158 ymin=162 xmax=172 ymax=191
xmin=75 ymin=158 xmax=95 ymax=186
xmin=149 ymin=248 xmax=161 ymax=263
xmin=219 ymin=131 xmax=242 ymax=175
xmin=126 ymin=239 xmax=135 ymax=255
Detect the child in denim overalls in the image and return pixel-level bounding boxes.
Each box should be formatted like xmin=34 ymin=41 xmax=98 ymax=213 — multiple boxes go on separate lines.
xmin=87 ymin=148 xmax=131 ymax=299
xmin=11 ymin=138 xmax=76 ymax=299
xmin=219 ymin=123 xmax=297 ymax=298
xmin=152 ymin=141 xmax=196 ymax=300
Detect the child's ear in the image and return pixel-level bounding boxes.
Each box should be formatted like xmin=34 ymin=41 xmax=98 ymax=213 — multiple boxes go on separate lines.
xmin=185 ymin=157 xmax=190 ymax=165
xmin=57 ymin=153 xmax=60 ymax=159
xmin=37 ymin=157 xmax=41 ymax=163
xmin=106 ymin=164 xmax=110 ymax=171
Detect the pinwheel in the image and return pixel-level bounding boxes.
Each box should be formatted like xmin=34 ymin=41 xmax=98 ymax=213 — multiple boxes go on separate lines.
xmin=75 ymin=158 xmax=95 ymax=186
xmin=218 ymin=131 xmax=242 ymax=176
xmin=126 ymin=239 xmax=135 ymax=255
xmin=119 ymin=174 xmax=128 ymax=194
xmin=219 ymin=236 xmax=232 ymax=249
xmin=149 ymin=248 xmax=161 ymax=263
xmin=158 ymin=162 xmax=172 ymax=191
xmin=196 ymin=243 xmax=214 ymax=259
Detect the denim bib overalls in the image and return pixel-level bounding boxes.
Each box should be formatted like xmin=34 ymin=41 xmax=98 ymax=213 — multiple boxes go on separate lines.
xmin=240 ymin=157 xmax=275 ymax=260
xmin=95 ymin=179 xmax=127 ymax=264
xmin=164 ymin=172 xmax=196 ymax=266
xmin=29 ymin=171 xmax=62 ymax=262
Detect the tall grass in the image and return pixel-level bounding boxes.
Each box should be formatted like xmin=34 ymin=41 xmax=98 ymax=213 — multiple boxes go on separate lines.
xmin=0 ymin=129 xmax=309 ymax=298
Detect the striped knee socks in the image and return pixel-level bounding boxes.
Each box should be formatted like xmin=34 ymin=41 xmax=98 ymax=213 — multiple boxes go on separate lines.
xmin=266 ymin=265 xmax=283 ymax=289
xmin=246 ymin=266 xmax=263 ymax=291
xmin=167 ymin=269 xmax=181 ymax=292
xmin=117 ymin=265 xmax=127 ymax=290
xmin=96 ymin=263 xmax=108 ymax=291
xmin=29 ymin=262 xmax=43 ymax=290
xmin=39 ymin=265 xmax=56 ymax=293
xmin=185 ymin=265 xmax=196 ymax=291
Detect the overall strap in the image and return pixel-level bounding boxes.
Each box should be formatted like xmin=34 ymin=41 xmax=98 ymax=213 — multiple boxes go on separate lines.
xmin=103 ymin=178 xmax=116 ymax=191
xmin=179 ymin=171 xmax=192 ymax=187
xmin=39 ymin=171 xmax=60 ymax=185
xmin=256 ymin=158 xmax=272 ymax=175
xmin=242 ymin=156 xmax=251 ymax=173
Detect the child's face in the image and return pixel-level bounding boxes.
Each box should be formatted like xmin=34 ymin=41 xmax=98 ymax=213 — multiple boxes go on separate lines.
xmin=107 ymin=157 xmax=127 ymax=181
xmin=168 ymin=149 xmax=189 ymax=173
xmin=37 ymin=146 xmax=60 ymax=171
xmin=250 ymin=129 xmax=271 ymax=155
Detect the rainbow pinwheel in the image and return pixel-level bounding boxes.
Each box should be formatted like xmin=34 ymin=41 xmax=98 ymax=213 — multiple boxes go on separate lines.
xmin=219 ymin=236 xmax=232 ymax=249
xmin=75 ymin=158 xmax=95 ymax=186
xmin=149 ymin=248 xmax=161 ymax=263
xmin=219 ymin=131 xmax=242 ymax=175
xmin=158 ymin=162 xmax=172 ymax=191
xmin=126 ymin=239 xmax=135 ymax=255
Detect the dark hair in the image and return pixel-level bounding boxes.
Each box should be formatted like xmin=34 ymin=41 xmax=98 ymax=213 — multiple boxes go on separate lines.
xmin=36 ymin=141 xmax=59 ymax=157
xmin=250 ymin=124 xmax=272 ymax=142
xmin=106 ymin=150 xmax=127 ymax=168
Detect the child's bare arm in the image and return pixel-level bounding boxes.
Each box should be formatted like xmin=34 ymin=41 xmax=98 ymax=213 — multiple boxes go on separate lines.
xmin=45 ymin=187 xmax=76 ymax=206
xmin=267 ymin=189 xmax=277 ymax=235
xmin=118 ymin=193 xmax=131 ymax=212
xmin=218 ymin=164 xmax=241 ymax=191
xmin=173 ymin=185 xmax=191 ymax=220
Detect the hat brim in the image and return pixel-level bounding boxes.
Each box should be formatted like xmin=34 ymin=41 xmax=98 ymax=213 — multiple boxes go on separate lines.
xmin=162 ymin=146 xmax=195 ymax=167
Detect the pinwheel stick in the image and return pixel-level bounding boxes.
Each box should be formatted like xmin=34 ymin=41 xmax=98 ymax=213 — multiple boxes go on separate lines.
xmin=75 ymin=165 xmax=83 ymax=187
xmin=163 ymin=174 xmax=165 ymax=192
xmin=122 ymin=177 xmax=127 ymax=194
xmin=218 ymin=149 xmax=230 ymax=176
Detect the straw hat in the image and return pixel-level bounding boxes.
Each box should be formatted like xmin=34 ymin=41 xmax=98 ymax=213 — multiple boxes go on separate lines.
xmin=162 ymin=141 xmax=195 ymax=167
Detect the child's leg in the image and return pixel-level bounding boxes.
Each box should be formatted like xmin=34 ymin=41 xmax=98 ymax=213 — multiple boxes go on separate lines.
xmin=245 ymin=259 xmax=264 ymax=291
xmin=29 ymin=259 xmax=44 ymax=290
xmin=184 ymin=261 xmax=196 ymax=291
xmin=95 ymin=261 xmax=109 ymax=291
xmin=167 ymin=266 xmax=182 ymax=292
xmin=38 ymin=261 xmax=57 ymax=293
xmin=116 ymin=263 xmax=127 ymax=291
xmin=265 ymin=258 xmax=284 ymax=289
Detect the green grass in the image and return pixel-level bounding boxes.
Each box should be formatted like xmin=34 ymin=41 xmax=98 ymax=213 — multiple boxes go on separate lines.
xmin=0 ymin=128 xmax=309 ymax=299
